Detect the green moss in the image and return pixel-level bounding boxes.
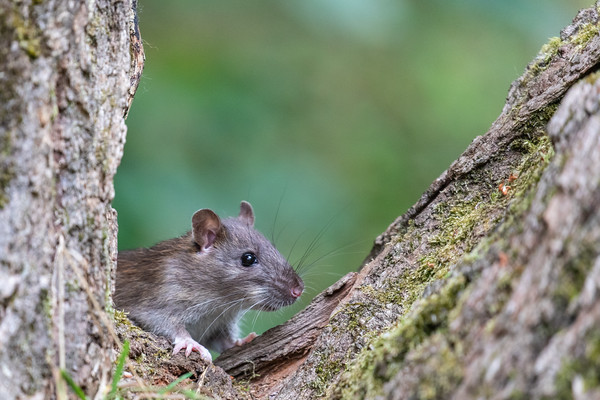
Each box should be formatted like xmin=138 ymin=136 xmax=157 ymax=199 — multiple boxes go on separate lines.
xmin=65 ymin=280 xmax=80 ymax=293
xmin=134 ymin=353 xmax=145 ymax=364
xmin=553 ymin=240 xmax=596 ymax=309
xmin=527 ymin=17 xmax=600 ymax=78
xmin=361 ymin=280 xmax=410 ymax=307
xmin=516 ymin=22 xmax=598 ymax=105
xmin=419 ymin=126 xmax=555 ymax=283
xmin=10 ymin=8 xmax=42 ymax=59
xmin=360 ymin=193 xmax=495 ymax=326
xmin=508 ymin=389 xmax=528 ymax=400
xmin=529 ymin=36 xmax=563 ymax=75
xmin=40 ymin=287 xmax=52 ymax=320
xmin=330 ymin=301 xmax=371 ymax=336
xmin=308 ymin=348 xmax=345 ymax=397
xmin=0 ymin=167 xmax=14 ymax=209
xmin=511 ymin=135 xmax=553 ymax=188
xmin=0 ymin=131 xmax=14 ymax=209
xmin=571 ymin=22 xmax=600 ymax=48
xmin=527 ymin=36 xmax=563 ymax=77
xmin=521 ymin=103 xmax=559 ymax=138
xmin=336 ymin=275 xmax=468 ymax=399
xmin=114 ymin=309 xmax=142 ymax=332
xmin=427 ymin=193 xmax=501 ymax=266
xmin=397 ymin=276 xmax=466 ymax=354
xmin=409 ymin=335 xmax=464 ymax=400
xmin=555 ymin=331 xmax=600 ymax=398
xmin=540 ymin=37 xmax=562 ymax=57
xmin=233 ymin=378 xmax=253 ymax=395
xmin=585 ymin=70 xmax=600 ymax=85
xmin=114 ymin=310 xmax=176 ymax=369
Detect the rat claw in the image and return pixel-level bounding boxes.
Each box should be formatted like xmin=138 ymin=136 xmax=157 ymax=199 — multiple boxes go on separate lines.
xmin=197 ymin=346 xmax=212 ymax=362
xmin=172 ymin=336 xmax=212 ymax=362
xmin=234 ymin=332 xmax=258 ymax=347
xmin=172 ymin=342 xmax=185 ymax=355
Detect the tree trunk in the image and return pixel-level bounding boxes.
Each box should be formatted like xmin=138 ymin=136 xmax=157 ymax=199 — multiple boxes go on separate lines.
xmin=0 ymin=1 xmax=142 ymax=399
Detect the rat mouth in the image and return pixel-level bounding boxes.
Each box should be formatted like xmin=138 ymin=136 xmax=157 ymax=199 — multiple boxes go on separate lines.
xmin=254 ymin=297 xmax=297 ymax=312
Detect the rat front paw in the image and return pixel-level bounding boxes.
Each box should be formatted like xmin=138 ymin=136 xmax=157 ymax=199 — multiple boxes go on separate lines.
xmin=172 ymin=336 xmax=212 ymax=362
xmin=234 ymin=332 xmax=257 ymax=347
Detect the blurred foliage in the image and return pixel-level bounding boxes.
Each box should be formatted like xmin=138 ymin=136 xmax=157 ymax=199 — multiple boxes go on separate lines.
xmin=115 ymin=0 xmax=591 ymax=335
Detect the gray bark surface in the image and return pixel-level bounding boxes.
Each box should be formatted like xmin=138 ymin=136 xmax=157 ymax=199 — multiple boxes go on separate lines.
xmin=0 ymin=0 xmax=141 ymax=398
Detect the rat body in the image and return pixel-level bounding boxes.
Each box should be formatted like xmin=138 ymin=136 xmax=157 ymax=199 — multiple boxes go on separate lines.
xmin=114 ymin=201 xmax=304 ymax=362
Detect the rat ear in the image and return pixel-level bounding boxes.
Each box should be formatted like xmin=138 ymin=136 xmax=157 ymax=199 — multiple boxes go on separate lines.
xmin=191 ymin=209 xmax=222 ymax=250
xmin=239 ymin=201 xmax=255 ymax=227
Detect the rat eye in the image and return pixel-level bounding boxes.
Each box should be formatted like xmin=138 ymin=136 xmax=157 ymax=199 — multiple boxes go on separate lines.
xmin=241 ymin=252 xmax=258 ymax=267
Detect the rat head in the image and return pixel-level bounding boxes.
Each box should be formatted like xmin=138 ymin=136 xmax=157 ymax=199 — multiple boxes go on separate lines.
xmin=191 ymin=201 xmax=304 ymax=312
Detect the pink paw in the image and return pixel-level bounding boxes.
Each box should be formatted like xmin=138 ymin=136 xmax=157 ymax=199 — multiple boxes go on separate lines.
xmin=172 ymin=336 xmax=212 ymax=362
xmin=234 ymin=332 xmax=257 ymax=347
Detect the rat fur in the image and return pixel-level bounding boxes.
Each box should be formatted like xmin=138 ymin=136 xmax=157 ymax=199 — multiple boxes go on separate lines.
xmin=114 ymin=201 xmax=304 ymax=362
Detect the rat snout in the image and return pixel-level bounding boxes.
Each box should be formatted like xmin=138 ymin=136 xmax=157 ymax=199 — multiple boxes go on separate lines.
xmin=290 ymin=277 xmax=304 ymax=299
xmin=291 ymin=284 xmax=303 ymax=298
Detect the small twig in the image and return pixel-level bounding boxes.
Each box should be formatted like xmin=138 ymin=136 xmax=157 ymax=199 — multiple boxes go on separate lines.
xmin=196 ymin=365 xmax=209 ymax=392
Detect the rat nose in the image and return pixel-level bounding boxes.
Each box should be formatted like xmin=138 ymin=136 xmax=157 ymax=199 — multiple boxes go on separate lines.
xmin=291 ymin=284 xmax=304 ymax=298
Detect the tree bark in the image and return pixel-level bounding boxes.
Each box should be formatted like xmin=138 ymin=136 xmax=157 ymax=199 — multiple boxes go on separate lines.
xmin=0 ymin=1 xmax=142 ymax=399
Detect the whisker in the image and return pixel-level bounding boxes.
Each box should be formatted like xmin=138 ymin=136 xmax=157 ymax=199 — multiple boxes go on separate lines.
xmin=302 ymin=284 xmax=317 ymax=292
xmin=251 ymin=309 xmax=262 ymax=330
xmin=296 ymin=240 xmax=364 ymax=275
xmin=270 ymin=187 xmax=287 ymax=246
xmin=287 ymin=230 xmax=306 ymax=264
xmin=197 ymin=298 xmax=247 ymax=341
xmin=184 ymin=292 xmax=243 ymax=314
xmin=293 ymin=213 xmax=342 ymax=274
xmin=300 ymin=270 xmax=346 ymax=279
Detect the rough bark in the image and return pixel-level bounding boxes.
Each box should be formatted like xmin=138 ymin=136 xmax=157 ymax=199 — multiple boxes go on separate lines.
xmin=0 ymin=0 xmax=142 ymax=399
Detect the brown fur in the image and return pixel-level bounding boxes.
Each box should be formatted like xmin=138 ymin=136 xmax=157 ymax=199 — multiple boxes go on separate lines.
xmin=114 ymin=202 xmax=304 ymax=353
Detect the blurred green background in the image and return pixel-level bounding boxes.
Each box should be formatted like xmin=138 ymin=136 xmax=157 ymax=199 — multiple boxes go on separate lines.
xmin=115 ymin=0 xmax=591 ymax=338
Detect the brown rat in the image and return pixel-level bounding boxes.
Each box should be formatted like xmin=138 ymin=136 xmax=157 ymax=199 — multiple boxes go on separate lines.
xmin=114 ymin=201 xmax=304 ymax=362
